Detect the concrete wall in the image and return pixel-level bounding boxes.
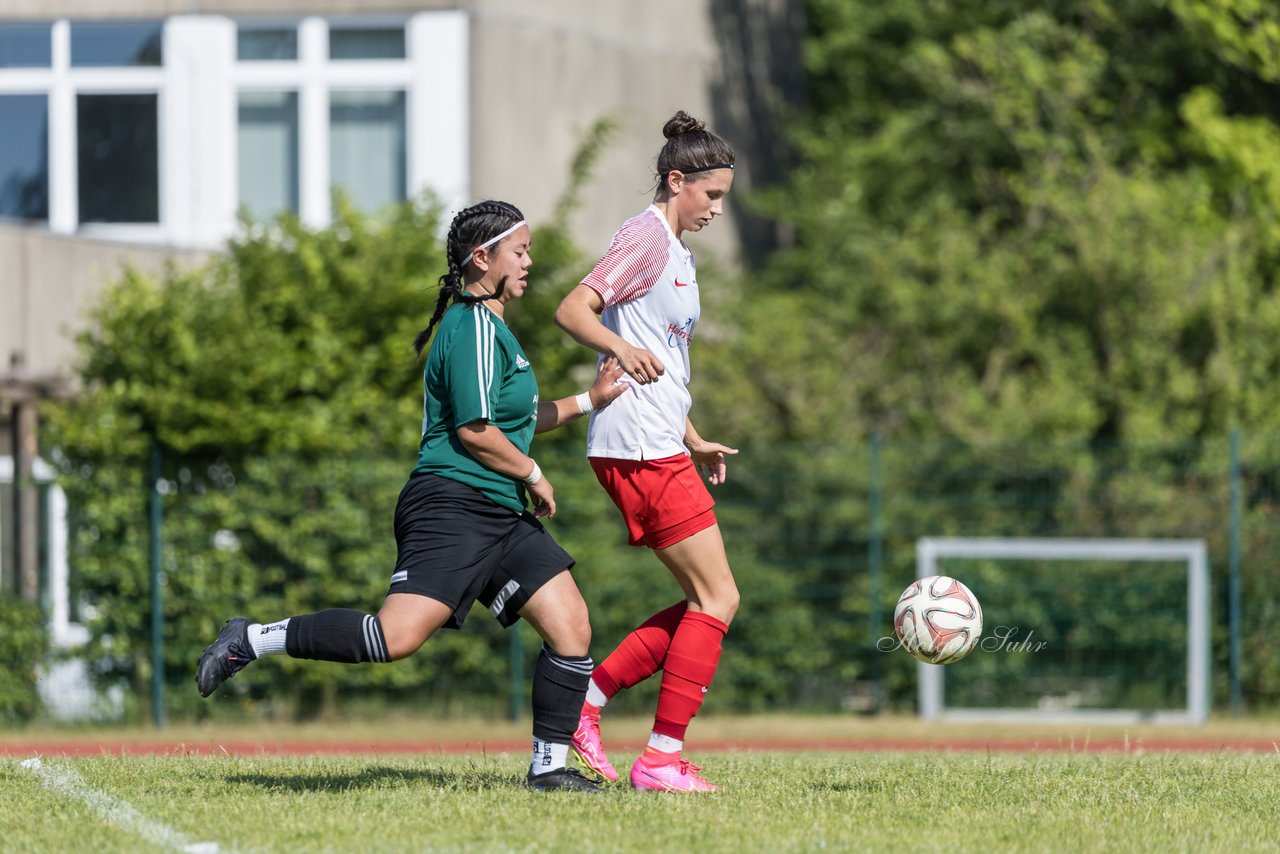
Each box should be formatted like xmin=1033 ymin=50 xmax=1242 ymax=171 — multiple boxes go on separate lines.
xmin=0 ymin=227 xmax=205 ymax=380
xmin=463 ymin=0 xmax=803 ymax=264
xmin=466 ymin=1 xmax=734 ymax=260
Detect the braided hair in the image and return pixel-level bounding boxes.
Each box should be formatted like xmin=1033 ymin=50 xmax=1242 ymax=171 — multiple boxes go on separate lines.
xmin=413 ymin=200 xmax=526 ymax=357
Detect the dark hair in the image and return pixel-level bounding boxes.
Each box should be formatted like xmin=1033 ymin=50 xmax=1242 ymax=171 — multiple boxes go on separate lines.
xmin=413 ymin=200 xmax=525 ymax=356
xmin=653 ymin=110 xmax=736 ymax=198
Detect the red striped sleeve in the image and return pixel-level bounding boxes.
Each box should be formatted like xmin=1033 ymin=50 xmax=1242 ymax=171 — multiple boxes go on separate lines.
xmin=581 ymin=211 xmax=670 ymax=307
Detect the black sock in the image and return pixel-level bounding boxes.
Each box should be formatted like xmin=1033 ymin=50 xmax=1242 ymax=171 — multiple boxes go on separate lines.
xmin=285 ymin=609 xmax=388 ymax=663
xmin=531 ymin=645 xmax=593 ymax=743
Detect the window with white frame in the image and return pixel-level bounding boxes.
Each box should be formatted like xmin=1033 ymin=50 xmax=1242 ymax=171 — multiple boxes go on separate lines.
xmin=329 ymin=89 xmax=406 ymax=213
xmin=0 ymin=13 xmax=468 ymax=245
xmin=238 ymin=89 xmax=299 ymax=219
xmin=70 ymin=21 xmax=162 ymax=67
xmin=0 ymin=93 xmax=48 ymax=220
xmin=237 ymin=25 xmax=297 ymax=62
xmin=77 ymin=92 xmax=159 ymax=223
xmin=233 ymin=17 xmax=431 ymax=225
xmin=328 ymin=24 xmax=404 ymax=60
xmin=0 ymin=19 xmax=165 ymax=234
xmin=0 ymin=21 xmax=52 ymax=68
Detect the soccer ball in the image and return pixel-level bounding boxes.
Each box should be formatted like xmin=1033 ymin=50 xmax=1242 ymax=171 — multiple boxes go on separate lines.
xmin=893 ymin=575 xmax=983 ymax=664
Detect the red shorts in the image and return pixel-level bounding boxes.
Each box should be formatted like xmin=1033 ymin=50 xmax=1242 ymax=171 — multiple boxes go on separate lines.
xmin=589 ymin=454 xmax=717 ymax=550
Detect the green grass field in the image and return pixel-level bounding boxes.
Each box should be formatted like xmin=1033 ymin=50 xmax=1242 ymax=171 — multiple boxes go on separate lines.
xmin=3 ymin=741 xmax=1278 ymax=852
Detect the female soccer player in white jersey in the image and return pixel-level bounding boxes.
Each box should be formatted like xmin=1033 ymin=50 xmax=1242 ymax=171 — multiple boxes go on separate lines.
xmin=555 ymin=111 xmax=739 ymax=793
xmin=195 ymin=200 xmax=626 ymax=792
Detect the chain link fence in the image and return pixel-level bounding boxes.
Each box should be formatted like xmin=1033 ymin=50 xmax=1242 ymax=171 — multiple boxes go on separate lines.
xmin=3 ymin=433 xmax=1277 ymax=726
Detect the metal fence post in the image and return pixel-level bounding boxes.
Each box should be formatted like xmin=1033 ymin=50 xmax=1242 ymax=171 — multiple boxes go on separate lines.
xmin=868 ymin=433 xmax=884 ymax=705
xmin=509 ymin=628 xmax=524 ymax=722
xmin=150 ymin=438 xmax=166 ymax=728
xmin=1228 ymin=428 xmax=1242 ymax=716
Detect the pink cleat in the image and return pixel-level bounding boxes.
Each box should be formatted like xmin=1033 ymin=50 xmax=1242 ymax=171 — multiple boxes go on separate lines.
xmin=629 ymin=756 xmax=719 ymax=793
xmin=572 ymin=714 xmax=619 ymax=782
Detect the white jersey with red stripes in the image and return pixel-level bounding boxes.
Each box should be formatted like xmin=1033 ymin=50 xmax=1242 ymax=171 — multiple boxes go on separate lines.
xmin=582 ymin=205 xmax=700 ymax=460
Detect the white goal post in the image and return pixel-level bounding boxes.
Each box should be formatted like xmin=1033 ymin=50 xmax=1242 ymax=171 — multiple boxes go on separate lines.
xmin=915 ymin=537 xmax=1210 ymax=725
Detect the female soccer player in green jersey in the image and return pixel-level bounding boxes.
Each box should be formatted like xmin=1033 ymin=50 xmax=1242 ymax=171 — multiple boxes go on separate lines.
xmin=196 ymin=200 xmax=624 ymax=792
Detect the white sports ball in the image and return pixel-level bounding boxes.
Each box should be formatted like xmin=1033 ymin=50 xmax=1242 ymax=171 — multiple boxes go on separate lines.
xmin=894 ymin=575 xmax=983 ymax=664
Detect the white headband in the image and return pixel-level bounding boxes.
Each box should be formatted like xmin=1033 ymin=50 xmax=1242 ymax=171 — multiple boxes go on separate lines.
xmin=460 ymin=220 xmax=527 ymax=268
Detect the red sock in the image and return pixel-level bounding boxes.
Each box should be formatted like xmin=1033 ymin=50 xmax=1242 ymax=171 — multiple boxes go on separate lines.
xmin=641 ymin=745 xmax=681 ymax=765
xmin=591 ymin=602 xmax=688 ymax=701
xmin=653 ymin=610 xmax=729 ymax=742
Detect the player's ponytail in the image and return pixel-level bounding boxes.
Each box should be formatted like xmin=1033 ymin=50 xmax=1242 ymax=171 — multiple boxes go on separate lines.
xmin=413 ymin=200 xmax=526 ymax=357
xmin=654 ymin=110 xmax=736 ymax=198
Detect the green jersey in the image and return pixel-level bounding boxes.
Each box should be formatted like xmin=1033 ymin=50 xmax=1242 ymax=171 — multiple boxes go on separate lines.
xmin=413 ymin=302 xmax=539 ymax=513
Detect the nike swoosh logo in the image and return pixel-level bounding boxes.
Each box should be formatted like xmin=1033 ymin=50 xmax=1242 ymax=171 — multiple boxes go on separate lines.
xmin=674 ymin=279 xmax=691 ymax=287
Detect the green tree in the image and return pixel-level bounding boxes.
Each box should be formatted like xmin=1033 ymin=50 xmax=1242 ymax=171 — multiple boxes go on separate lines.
xmin=0 ymin=600 xmax=48 ymax=723
xmin=704 ymin=0 xmax=1280 ymax=446
xmin=687 ymin=0 xmax=1280 ymax=710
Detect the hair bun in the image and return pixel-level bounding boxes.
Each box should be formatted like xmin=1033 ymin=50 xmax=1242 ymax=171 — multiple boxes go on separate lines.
xmin=663 ymin=110 xmax=705 ymax=139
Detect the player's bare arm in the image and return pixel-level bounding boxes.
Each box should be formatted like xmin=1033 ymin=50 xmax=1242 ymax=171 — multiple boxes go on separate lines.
xmin=554 ymin=284 xmax=667 ymax=385
xmin=457 ymin=419 xmax=555 ymax=517
xmin=534 ymin=357 xmax=626 ymax=433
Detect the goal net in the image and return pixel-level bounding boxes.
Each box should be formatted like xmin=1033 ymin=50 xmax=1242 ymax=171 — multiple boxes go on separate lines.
xmin=914 ymin=537 xmax=1210 ymax=725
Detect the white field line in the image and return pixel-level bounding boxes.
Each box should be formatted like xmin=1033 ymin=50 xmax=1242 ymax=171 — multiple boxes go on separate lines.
xmin=19 ymin=757 xmax=225 ymax=854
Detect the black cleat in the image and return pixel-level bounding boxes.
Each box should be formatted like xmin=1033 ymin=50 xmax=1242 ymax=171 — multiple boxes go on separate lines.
xmin=195 ymin=617 xmax=257 ymax=698
xmin=526 ymin=766 xmax=604 ymax=793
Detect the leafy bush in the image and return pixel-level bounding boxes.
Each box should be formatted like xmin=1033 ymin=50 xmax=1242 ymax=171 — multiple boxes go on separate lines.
xmin=0 ymin=599 xmax=48 ymax=723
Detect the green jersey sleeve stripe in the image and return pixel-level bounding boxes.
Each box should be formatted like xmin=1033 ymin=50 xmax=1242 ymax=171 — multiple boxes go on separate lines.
xmin=475 ymin=307 xmax=496 ymax=419
xmin=485 ymin=310 xmax=495 ymax=417
xmin=473 ymin=308 xmax=485 ymax=419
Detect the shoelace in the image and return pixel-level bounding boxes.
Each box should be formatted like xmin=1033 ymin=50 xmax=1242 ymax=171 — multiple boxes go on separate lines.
xmin=676 ymin=759 xmax=703 ymax=776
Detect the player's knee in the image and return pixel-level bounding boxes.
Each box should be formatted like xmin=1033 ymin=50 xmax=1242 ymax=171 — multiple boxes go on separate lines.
xmin=704 ymin=580 xmax=740 ymax=625
xmin=563 ymin=605 xmax=593 ymax=656
xmin=546 ymin=603 xmax=591 ymax=657
xmin=383 ymin=635 xmax=423 ymax=661
xmin=381 ymin=622 xmax=433 ymax=660
xmin=727 ymin=588 xmax=741 ymax=621
xmin=718 ymin=587 xmax=740 ymax=625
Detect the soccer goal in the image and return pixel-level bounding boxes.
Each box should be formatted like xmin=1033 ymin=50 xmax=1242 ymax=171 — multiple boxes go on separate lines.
xmin=915 ymin=537 xmax=1210 ymax=725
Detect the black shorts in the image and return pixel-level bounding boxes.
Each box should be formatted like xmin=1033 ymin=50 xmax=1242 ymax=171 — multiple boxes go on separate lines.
xmin=388 ymin=473 xmax=574 ymax=629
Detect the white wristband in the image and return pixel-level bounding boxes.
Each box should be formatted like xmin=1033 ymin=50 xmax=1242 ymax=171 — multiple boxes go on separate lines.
xmin=575 ymin=391 xmax=594 ymax=415
xmin=523 ymin=460 xmax=543 ymax=486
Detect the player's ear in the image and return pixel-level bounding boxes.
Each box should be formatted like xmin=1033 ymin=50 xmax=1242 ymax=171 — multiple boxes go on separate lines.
xmin=471 ymin=247 xmax=491 ymax=273
xmin=666 ymin=169 xmax=685 ymax=195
